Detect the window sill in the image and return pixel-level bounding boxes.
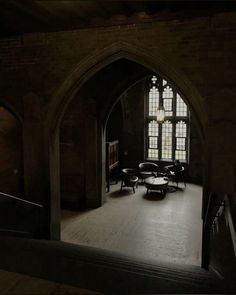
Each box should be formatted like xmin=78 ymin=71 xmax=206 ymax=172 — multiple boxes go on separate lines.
xmin=146 ymin=158 xmax=188 ymax=165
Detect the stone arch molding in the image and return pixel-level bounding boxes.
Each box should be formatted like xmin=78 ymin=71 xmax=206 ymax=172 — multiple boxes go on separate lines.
xmin=46 ymin=41 xmax=207 ymax=143
xmin=46 ymin=40 xmax=209 ymax=239
xmin=0 ymin=98 xmax=23 ymax=124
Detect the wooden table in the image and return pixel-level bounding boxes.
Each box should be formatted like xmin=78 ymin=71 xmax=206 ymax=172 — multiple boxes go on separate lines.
xmin=144 ymin=176 xmax=169 ymax=195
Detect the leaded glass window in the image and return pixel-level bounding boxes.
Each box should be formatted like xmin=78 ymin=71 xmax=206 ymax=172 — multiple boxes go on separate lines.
xmin=148 ymin=86 xmax=159 ymax=116
xmin=161 ymin=121 xmax=173 ymax=160
xmin=146 ymin=75 xmax=189 ymax=162
xmin=176 ymin=94 xmax=187 ymax=117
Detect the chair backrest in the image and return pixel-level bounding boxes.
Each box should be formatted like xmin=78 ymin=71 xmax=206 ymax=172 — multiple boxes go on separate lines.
xmin=121 ymin=168 xmax=137 ymax=183
xmin=171 ymin=163 xmax=184 ymax=173
xmin=122 ymin=168 xmax=137 ymax=176
xmin=138 ymin=162 xmax=158 ymax=172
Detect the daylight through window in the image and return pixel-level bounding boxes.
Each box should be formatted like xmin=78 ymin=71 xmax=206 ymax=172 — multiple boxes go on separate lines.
xmin=146 ymin=75 xmax=189 ymax=162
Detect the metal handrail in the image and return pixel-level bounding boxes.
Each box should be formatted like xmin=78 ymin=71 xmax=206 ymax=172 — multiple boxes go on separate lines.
xmin=224 ymin=195 xmax=236 ymax=256
xmin=0 ymin=191 xmax=43 ymax=208
xmin=212 ymin=201 xmax=225 ymax=226
xmin=204 ymin=194 xmax=225 ymax=230
xmin=0 ymin=228 xmax=34 ymax=235
xmin=204 ymin=192 xmax=214 ymax=228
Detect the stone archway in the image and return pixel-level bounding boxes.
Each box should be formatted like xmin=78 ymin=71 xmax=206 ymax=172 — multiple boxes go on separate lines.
xmin=0 ymin=98 xmax=23 ymax=124
xmin=45 ymin=41 xmax=208 ymax=240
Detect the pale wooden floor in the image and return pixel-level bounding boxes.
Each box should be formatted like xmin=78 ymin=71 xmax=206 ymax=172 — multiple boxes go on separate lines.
xmin=61 ymin=182 xmax=202 ymax=266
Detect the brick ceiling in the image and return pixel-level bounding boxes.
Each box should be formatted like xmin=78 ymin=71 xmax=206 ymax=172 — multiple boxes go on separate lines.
xmin=0 ymin=1 xmax=235 ymax=37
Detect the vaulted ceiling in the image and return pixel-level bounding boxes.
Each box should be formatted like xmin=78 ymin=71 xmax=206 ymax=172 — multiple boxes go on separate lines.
xmin=0 ymin=1 xmax=235 ymax=37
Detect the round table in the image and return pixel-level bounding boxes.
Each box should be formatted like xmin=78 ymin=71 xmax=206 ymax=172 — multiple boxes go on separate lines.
xmin=144 ymin=176 xmax=169 ymax=195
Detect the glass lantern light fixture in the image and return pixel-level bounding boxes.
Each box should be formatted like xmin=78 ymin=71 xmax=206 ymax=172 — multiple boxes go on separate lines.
xmin=156 ymin=104 xmax=165 ymax=123
xmin=151 ymin=75 xmax=165 ymax=123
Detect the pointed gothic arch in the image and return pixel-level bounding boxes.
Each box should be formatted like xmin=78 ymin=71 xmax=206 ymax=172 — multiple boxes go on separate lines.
xmin=0 ymin=98 xmax=23 ymax=124
xmin=45 ymin=41 xmax=208 ymax=239
xmin=46 ymin=41 xmax=207 ymax=141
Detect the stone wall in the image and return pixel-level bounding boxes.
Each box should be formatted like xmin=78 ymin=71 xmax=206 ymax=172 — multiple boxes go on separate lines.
xmin=0 ymin=107 xmax=23 ymax=196
xmin=60 ymin=99 xmax=87 ymax=209
xmin=119 ymin=81 xmax=146 ymax=170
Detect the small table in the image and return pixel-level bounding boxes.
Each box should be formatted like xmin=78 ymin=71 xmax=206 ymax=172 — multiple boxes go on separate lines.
xmin=144 ymin=176 xmax=169 ymax=195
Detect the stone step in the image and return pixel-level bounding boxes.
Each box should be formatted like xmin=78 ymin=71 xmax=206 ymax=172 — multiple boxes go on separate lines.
xmin=0 ymin=236 xmax=223 ymax=293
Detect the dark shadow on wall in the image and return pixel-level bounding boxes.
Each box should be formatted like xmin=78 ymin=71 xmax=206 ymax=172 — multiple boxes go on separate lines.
xmin=0 ymin=106 xmax=23 ymax=197
xmin=106 ymin=101 xmax=123 ymax=143
xmin=59 ymin=98 xmax=88 ymax=210
xmin=106 ymin=100 xmax=123 ymax=181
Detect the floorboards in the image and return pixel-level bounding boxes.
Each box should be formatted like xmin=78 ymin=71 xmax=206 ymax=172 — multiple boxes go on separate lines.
xmin=61 ymin=182 xmax=202 ymax=266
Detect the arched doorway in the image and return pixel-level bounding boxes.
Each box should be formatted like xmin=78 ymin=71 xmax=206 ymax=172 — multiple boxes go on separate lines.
xmin=46 ymin=42 xmax=207 ymax=252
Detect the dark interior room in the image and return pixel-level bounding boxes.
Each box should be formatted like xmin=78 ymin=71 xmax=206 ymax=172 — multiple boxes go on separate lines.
xmin=0 ymin=1 xmax=236 ymax=294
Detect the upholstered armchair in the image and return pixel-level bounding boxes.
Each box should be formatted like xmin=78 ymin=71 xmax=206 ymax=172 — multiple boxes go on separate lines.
xmin=164 ymin=161 xmax=186 ymax=188
xmin=138 ymin=162 xmax=159 ymax=182
xmin=120 ymin=168 xmax=139 ymax=193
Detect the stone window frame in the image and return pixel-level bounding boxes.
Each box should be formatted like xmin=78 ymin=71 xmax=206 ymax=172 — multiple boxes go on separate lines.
xmin=145 ymin=75 xmax=190 ymax=163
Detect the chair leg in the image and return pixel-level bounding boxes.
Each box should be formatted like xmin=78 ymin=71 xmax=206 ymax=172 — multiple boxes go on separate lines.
xmin=181 ymin=173 xmax=186 ymax=188
xmin=181 ymin=175 xmax=186 ymax=188
xmin=133 ymin=186 xmax=135 ymax=193
xmin=120 ymin=181 xmax=123 ymax=191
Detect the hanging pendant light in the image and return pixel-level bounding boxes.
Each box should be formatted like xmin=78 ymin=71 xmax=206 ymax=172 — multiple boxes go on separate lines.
xmin=151 ymin=75 xmax=165 ymax=123
xmin=156 ymin=105 xmax=165 ymax=123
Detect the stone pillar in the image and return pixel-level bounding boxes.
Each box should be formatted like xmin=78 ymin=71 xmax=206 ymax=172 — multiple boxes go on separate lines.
xmin=23 ymin=92 xmax=49 ymax=237
xmin=23 ymin=93 xmax=44 ymax=201
xmin=85 ymin=115 xmax=102 ymax=208
xmin=49 ymin=127 xmax=60 ymax=240
xmin=100 ymin=126 xmax=106 ymax=205
xmin=208 ymin=89 xmax=236 ymax=195
xmin=202 ymin=89 xmax=236 ymax=268
xmin=208 ymin=121 xmax=236 ymax=195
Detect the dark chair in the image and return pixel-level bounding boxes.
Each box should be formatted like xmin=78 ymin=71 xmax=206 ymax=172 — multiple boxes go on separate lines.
xmin=138 ymin=162 xmax=159 ymax=182
xmin=120 ymin=168 xmax=139 ymax=193
xmin=164 ymin=161 xmax=186 ymax=188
